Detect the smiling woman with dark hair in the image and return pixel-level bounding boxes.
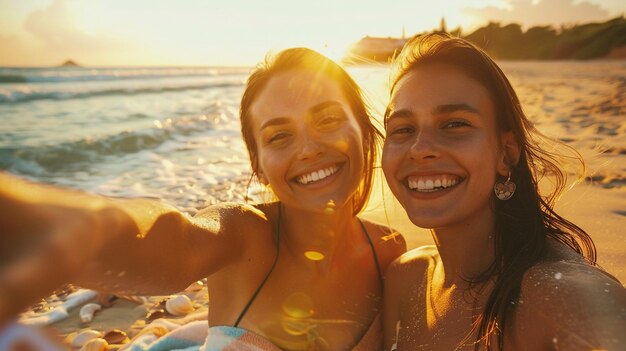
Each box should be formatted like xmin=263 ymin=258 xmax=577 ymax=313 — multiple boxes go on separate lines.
xmin=381 ymin=33 xmax=626 ymax=350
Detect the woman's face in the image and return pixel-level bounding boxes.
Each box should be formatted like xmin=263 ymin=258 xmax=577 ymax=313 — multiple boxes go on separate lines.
xmin=382 ymin=63 xmax=507 ymax=229
xmin=249 ymin=69 xmax=365 ymax=213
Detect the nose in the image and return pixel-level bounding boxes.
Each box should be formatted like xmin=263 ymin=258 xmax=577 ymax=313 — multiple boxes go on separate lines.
xmin=296 ymin=133 xmax=325 ymax=160
xmin=409 ymin=130 xmax=440 ymax=161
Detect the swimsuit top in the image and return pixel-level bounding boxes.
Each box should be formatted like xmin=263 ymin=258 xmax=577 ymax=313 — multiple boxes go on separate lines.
xmin=204 ymin=204 xmax=384 ymax=350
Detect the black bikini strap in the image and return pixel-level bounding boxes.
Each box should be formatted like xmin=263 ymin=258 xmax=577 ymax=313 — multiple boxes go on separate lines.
xmin=358 ymin=219 xmax=384 ymax=289
xmin=233 ymin=203 xmax=282 ymax=327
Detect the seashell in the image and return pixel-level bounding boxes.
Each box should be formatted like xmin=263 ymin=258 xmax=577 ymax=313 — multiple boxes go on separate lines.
xmin=136 ymin=325 xmax=169 ymax=338
xmin=184 ymin=280 xmax=205 ymax=292
xmin=154 ymin=298 xmax=167 ymax=309
xmin=79 ymin=337 xmax=108 ymax=351
xmin=146 ymin=309 xmax=167 ymax=321
xmin=64 ymin=331 xmax=78 ymax=345
xmin=71 ymin=329 xmax=104 ymax=348
xmin=102 ymin=329 xmax=129 ymax=344
xmin=165 ymin=295 xmax=194 ymax=316
xmin=80 ymin=303 xmax=102 ymax=323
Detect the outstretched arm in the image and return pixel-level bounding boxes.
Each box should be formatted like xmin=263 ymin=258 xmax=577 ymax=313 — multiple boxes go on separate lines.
xmin=0 ymin=172 xmax=245 ymax=327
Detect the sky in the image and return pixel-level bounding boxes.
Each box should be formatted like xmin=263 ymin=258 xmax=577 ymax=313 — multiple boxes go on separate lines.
xmin=0 ymin=0 xmax=624 ymax=67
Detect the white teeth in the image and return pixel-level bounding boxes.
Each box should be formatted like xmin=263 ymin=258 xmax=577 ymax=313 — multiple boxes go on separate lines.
xmin=407 ymin=176 xmax=459 ymax=192
xmin=297 ymin=166 xmax=339 ymax=185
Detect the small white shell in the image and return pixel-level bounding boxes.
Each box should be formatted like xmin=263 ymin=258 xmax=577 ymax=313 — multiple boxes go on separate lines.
xmin=71 ymin=329 xmax=104 ymax=348
xmin=80 ymin=303 xmax=102 ymax=323
xmin=184 ymin=280 xmax=205 ymax=292
xmin=79 ymin=337 xmax=108 ymax=351
xmin=165 ymin=295 xmax=194 ymax=316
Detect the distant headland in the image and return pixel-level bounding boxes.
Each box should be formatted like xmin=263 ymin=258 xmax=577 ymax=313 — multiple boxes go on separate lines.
xmin=346 ymin=16 xmax=626 ymax=63
xmin=59 ymin=60 xmax=80 ymax=67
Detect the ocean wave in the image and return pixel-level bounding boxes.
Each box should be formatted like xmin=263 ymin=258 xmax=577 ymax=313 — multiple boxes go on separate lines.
xmin=0 ymin=80 xmax=245 ymax=103
xmin=0 ymin=115 xmax=219 ymax=174
xmin=0 ymin=67 xmax=250 ymax=84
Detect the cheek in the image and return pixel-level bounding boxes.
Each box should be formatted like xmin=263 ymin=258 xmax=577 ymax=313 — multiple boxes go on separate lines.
xmin=257 ymin=151 xmax=285 ymax=177
xmin=381 ymin=146 xmax=400 ymax=190
xmin=334 ymin=139 xmax=349 ymax=153
xmin=381 ymin=142 xmax=401 ymax=169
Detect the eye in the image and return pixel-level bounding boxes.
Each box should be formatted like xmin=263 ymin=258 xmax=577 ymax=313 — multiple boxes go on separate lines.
xmin=266 ymin=131 xmax=291 ymax=144
xmin=314 ymin=115 xmax=344 ymax=133
xmin=387 ymin=125 xmax=414 ymax=136
xmin=322 ymin=114 xmax=342 ymax=123
xmin=443 ymin=120 xmax=471 ymax=129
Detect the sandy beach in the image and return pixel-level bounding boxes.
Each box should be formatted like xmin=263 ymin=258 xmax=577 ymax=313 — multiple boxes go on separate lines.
xmin=8 ymin=60 xmax=625 ymax=350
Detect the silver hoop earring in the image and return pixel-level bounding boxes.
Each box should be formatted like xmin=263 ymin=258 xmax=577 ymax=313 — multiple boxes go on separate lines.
xmin=494 ymin=172 xmax=516 ymax=201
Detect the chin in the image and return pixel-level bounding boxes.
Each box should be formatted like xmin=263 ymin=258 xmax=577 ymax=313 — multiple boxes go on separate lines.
xmin=404 ymin=209 xmax=448 ymax=229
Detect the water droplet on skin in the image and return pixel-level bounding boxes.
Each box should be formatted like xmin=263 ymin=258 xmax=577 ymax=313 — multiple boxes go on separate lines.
xmin=117 ymin=271 xmax=126 ymax=278
xmin=554 ymin=272 xmax=563 ymax=280
xmin=553 ymin=337 xmax=558 ymax=344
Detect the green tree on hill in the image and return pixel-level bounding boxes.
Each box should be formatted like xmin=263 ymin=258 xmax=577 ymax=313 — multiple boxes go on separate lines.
xmin=463 ymin=16 xmax=626 ymax=60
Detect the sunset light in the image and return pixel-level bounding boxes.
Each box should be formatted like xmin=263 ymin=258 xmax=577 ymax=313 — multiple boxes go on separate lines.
xmin=1 ymin=0 xmax=623 ymax=67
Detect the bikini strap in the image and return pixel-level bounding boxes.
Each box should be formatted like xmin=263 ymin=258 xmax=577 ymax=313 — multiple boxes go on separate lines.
xmin=358 ymin=219 xmax=384 ymax=289
xmin=233 ymin=203 xmax=282 ymax=327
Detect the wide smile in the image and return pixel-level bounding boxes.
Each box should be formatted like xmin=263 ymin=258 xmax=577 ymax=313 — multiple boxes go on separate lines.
xmin=405 ymin=174 xmax=464 ymax=193
xmin=294 ymin=164 xmax=341 ymax=185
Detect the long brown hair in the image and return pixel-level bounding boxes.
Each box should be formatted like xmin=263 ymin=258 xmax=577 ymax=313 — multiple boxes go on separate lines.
xmin=240 ymin=47 xmax=383 ymax=215
xmin=387 ymin=33 xmax=597 ymax=350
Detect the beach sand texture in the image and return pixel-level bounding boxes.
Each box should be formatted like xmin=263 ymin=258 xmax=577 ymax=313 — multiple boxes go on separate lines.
xmin=11 ymin=61 xmax=625 ymax=349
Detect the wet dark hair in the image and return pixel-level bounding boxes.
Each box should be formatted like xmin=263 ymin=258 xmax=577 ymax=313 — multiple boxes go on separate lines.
xmin=240 ymin=47 xmax=383 ymax=215
xmin=387 ymin=33 xmax=597 ymax=350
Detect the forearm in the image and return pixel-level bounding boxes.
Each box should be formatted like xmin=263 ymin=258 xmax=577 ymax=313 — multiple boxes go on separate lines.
xmin=74 ymin=203 xmax=208 ymax=295
xmin=0 ymin=173 xmax=219 ymax=325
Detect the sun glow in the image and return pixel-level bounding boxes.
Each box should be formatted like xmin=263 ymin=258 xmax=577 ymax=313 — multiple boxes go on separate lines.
xmin=1 ymin=0 xmax=622 ymax=66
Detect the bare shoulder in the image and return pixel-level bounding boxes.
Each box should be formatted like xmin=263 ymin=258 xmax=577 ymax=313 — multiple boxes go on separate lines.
xmin=520 ymin=243 xmax=624 ymax=305
xmin=386 ymin=245 xmax=437 ymax=282
xmin=513 ymin=247 xmax=626 ymax=350
xmin=194 ymin=202 xmax=274 ymax=234
xmin=358 ymin=218 xmax=407 ymax=269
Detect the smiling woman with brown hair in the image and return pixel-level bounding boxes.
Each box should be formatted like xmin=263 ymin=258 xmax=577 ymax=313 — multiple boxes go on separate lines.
xmin=0 ymin=47 xmax=405 ymax=350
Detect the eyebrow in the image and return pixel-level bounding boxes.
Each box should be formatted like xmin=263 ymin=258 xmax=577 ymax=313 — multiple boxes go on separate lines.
xmin=310 ymin=100 xmax=343 ymax=114
xmin=434 ymin=103 xmax=480 ymax=115
xmin=259 ymin=101 xmax=344 ymax=131
xmin=386 ymin=103 xmax=481 ymax=123
xmin=386 ymin=109 xmax=413 ymax=123
xmin=259 ymin=117 xmax=291 ymax=131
